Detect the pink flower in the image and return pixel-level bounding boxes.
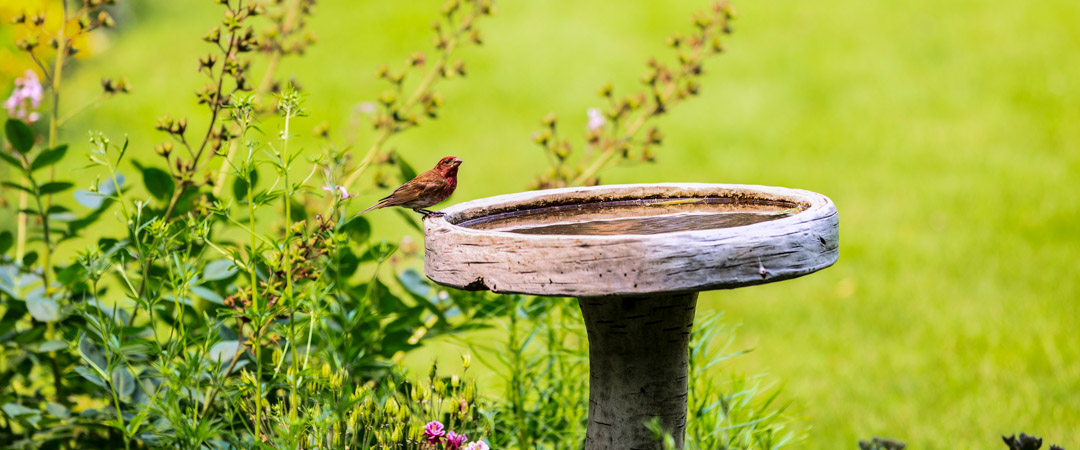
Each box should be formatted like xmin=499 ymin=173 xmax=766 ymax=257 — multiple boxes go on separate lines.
xmin=586 ymin=107 xmax=605 ymax=130
xmin=4 ymin=70 xmax=44 ymax=123
xmin=463 ymin=441 xmax=489 ymax=450
xmin=321 ymin=184 xmax=353 ymax=199
xmin=445 ymin=431 xmax=467 ymax=450
xmin=423 ymin=421 xmax=446 ymax=445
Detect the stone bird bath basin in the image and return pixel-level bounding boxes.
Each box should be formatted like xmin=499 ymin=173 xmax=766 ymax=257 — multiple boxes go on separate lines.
xmin=424 ymin=183 xmax=839 ymax=449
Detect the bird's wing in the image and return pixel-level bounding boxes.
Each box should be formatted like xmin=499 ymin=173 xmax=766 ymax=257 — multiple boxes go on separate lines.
xmin=377 ymin=170 xmax=447 ymax=206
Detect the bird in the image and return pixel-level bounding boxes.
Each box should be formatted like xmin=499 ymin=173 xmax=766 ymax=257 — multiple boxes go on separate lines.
xmin=360 ymin=156 xmax=462 ymax=217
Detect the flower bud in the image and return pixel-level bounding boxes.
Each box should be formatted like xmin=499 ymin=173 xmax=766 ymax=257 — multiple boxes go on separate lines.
xmin=378 ymin=91 xmax=397 ymax=106
xmin=203 ymin=26 xmax=221 ymax=44
xmin=97 ymin=11 xmax=115 ymax=28
xmin=461 ymin=353 xmax=471 ymax=370
xmin=384 ymin=397 xmax=399 ymax=416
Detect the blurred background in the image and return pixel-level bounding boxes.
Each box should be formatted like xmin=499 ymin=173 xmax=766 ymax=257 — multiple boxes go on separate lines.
xmin=2 ymin=0 xmax=1078 ymax=447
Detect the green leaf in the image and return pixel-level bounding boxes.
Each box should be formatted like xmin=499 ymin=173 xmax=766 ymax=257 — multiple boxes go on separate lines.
xmin=208 ymin=340 xmax=240 ymax=365
xmin=4 ymin=119 xmax=34 ymax=153
xmin=190 ymin=285 xmax=223 ymax=304
xmin=342 ymin=215 xmax=371 ymax=242
xmin=30 ymin=145 xmax=67 ymax=172
xmin=2 ymin=403 xmax=39 ymax=426
xmin=112 ymin=367 xmax=136 ymax=401
xmin=78 ymin=334 xmax=108 ymax=376
xmin=45 ymin=402 xmax=69 ymax=419
xmin=396 ymin=152 xmax=417 ymax=183
xmin=202 ymin=259 xmax=239 ymax=281
xmin=1 ymin=181 xmax=33 ymax=194
xmin=233 ymin=168 xmax=259 ymax=200
xmin=74 ymin=366 xmax=107 ymax=388
xmin=0 ymin=231 xmax=12 ymax=255
xmin=140 ymin=166 xmax=175 ymax=201
xmin=37 ymin=181 xmax=74 ymax=195
xmin=38 ymin=340 xmax=68 ymax=352
xmin=0 ymin=150 xmax=24 ymax=171
xmin=22 ymin=251 xmax=38 ymax=266
xmin=26 ymin=289 xmax=59 ymax=322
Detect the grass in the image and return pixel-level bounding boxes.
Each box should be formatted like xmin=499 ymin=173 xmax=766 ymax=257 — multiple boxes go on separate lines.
xmin=3 ymin=0 xmax=1079 ymax=447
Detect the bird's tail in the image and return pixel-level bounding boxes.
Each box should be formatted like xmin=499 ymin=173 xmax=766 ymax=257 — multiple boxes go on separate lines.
xmin=359 ymin=202 xmax=386 ymax=214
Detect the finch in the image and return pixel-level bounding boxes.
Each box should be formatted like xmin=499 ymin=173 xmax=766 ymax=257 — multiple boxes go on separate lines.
xmin=360 ymin=156 xmax=462 ymax=217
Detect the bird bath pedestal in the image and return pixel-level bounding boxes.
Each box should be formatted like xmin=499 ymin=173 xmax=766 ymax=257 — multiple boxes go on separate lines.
xmin=424 ymin=183 xmax=838 ymax=449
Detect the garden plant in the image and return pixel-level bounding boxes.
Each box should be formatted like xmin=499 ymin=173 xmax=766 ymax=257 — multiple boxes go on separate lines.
xmin=0 ymin=0 xmax=804 ymax=448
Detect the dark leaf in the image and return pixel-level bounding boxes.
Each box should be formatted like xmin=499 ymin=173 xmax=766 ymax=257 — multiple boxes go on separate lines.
xmin=288 ymin=199 xmax=306 ymax=222
xmin=140 ymin=165 xmax=175 ymax=201
xmin=22 ymin=251 xmax=37 ymax=266
xmin=37 ymin=181 xmax=74 ymax=195
xmin=233 ymin=168 xmax=258 ymax=200
xmin=342 ymin=215 xmax=371 ymax=242
xmin=0 ymin=151 xmax=24 ymax=171
xmin=4 ymin=119 xmax=34 ymax=153
xmin=30 ymin=145 xmax=68 ymax=172
xmin=0 ymin=231 xmax=11 ymax=255
xmin=1 ymin=181 xmax=33 ymax=194
xmin=171 ymin=187 xmax=200 ymax=215
xmin=396 ymin=152 xmax=417 ymax=183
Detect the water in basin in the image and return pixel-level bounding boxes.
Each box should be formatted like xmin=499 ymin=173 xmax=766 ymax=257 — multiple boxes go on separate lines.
xmin=457 ymin=198 xmax=802 ymax=236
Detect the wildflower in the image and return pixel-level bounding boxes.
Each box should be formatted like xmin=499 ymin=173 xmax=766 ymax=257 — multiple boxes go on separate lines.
xmin=321 ymin=168 xmax=354 ymax=200
xmin=4 ymin=70 xmax=43 ymax=122
xmin=463 ymin=441 xmax=489 ymax=450
xmin=423 ymin=420 xmax=446 ymax=445
xmin=445 ymin=431 xmax=467 ymax=450
xmin=586 ymin=107 xmax=605 ymax=131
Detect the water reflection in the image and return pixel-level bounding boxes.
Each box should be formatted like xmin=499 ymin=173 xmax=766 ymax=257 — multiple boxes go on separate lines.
xmin=459 ymin=198 xmax=800 ymax=236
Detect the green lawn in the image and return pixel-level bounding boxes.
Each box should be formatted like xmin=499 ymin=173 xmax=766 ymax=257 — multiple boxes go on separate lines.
xmin=3 ymin=0 xmax=1078 ymax=447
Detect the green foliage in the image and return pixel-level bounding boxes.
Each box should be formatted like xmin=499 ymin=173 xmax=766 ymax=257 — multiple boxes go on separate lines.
xmin=4 ymin=119 xmax=34 ymax=153
xmin=0 ymin=0 xmax=810 ymax=448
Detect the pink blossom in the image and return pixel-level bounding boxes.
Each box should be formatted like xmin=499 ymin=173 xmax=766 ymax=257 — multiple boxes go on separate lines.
xmin=423 ymin=421 xmax=446 ymax=445
xmin=4 ymin=70 xmax=44 ymax=122
xmin=321 ymin=184 xmax=353 ymax=199
xmin=463 ymin=440 xmax=489 ymax=450
xmin=445 ymin=431 xmax=467 ymax=450
xmin=586 ymin=107 xmax=605 ymax=130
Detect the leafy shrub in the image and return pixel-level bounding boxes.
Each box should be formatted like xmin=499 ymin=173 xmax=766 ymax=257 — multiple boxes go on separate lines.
xmin=0 ymin=1 xmax=801 ymax=449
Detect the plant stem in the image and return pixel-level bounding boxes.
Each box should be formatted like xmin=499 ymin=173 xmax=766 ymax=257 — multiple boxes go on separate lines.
xmin=281 ymin=105 xmax=300 ymax=420
xmin=247 ymin=155 xmax=263 ymax=443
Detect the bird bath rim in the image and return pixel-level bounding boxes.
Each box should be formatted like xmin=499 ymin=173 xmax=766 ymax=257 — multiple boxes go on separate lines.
xmin=423 ymin=183 xmax=839 ymax=297
xmin=428 ymin=182 xmax=820 ymax=239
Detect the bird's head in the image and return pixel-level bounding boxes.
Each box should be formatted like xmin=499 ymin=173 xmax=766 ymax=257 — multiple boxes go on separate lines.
xmin=435 ymin=156 xmax=462 ymax=177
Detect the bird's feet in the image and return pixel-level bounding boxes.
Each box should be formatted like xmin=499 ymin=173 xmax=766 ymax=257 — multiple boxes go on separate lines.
xmin=418 ymin=209 xmax=446 ymax=219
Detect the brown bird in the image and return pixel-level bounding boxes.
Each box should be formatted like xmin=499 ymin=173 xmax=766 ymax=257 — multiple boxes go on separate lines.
xmin=360 ymin=156 xmax=462 ymax=217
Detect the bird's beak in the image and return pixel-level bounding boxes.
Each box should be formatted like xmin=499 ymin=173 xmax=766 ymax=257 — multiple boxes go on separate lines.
xmin=452 ymin=158 xmax=462 ymax=166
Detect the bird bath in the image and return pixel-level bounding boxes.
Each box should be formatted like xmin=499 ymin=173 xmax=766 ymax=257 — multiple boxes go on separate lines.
xmin=424 ymin=183 xmax=838 ymax=449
